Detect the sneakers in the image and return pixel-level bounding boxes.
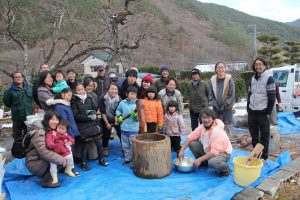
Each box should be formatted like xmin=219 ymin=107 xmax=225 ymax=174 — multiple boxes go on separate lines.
xmin=80 ymin=162 xmax=90 ymax=171
xmin=99 ymin=158 xmax=109 ymax=166
xmin=103 ymin=148 xmax=109 ymax=157
xmin=219 ymin=166 xmax=230 ymax=177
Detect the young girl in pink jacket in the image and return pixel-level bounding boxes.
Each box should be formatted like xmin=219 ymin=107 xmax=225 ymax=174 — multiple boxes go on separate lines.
xmin=164 ymin=100 xmax=186 ymax=154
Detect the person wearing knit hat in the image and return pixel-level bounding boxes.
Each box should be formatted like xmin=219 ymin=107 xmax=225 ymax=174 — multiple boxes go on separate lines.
xmin=154 ymin=65 xmax=181 ymax=92
xmin=138 ymin=73 xmax=154 ymax=99
xmin=120 ymin=69 xmax=140 ymax=99
xmin=188 ymin=67 xmax=209 ymax=131
xmin=142 ymin=86 xmax=164 ymax=133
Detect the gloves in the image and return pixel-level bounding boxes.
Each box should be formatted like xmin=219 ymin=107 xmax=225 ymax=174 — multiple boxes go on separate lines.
xmin=130 ymin=111 xmax=138 ymax=120
xmin=117 ymin=115 xmax=124 ymax=124
xmin=88 ymin=114 xmax=97 ymax=120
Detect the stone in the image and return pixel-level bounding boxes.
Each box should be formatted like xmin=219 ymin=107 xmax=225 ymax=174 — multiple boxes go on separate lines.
xmin=281 ymin=162 xmax=300 ymax=174
xmin=232 ymin=187 xmax=264 ymax=200
xmin=268 ymin=170 xmax=295 ymax=183
xmin=256 ymin=178 xmax=281 ymax=197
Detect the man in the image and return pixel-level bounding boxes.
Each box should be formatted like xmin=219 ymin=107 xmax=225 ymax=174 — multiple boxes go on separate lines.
xmin=188 ymin=68 xmax=209 ymax=131
xmin=178 ymin=108 xmax=232 ymax=176
xmin=120 ymin=69 xmax=140 ymax=99
xmin=209 ymin=62 xmax=235 ymax=137
xmin=154 ymin=65 xmax=180 ymax=92
xmin=94 ymin=65 xmax=111 ymax=98
xmin=32 ymin=64 xmax=49 ymax=107
xmin=247 ymin=58 xmax=275 ymax=161
xmin=3 ymin=72 xmax=33 ymax=157
xmin=66 ymin=68 xmax=79 ymax=91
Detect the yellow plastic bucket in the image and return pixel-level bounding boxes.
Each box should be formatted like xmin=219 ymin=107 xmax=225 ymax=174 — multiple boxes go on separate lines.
xmin=233 ymin=156 xmax=263 ymax=187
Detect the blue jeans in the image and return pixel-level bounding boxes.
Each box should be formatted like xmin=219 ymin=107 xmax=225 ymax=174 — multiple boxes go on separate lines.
xmin=121 ymin=133 xmax=136 ymax=161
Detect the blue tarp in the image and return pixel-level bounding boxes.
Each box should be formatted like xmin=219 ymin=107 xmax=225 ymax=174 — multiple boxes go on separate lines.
xmin=278 ymin=112 xmax=300 ymax=134
xmin=3 ymin=139 xmax=289 ymax=200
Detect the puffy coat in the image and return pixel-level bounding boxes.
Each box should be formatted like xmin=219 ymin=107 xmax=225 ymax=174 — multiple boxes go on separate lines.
xmin=46 ymin=98 xmax=80 ymax=138
xmin=45 ymin=130 xmax=75 ymax=157
xmin=71 ymin=94 xmax=101 ymax=139
xmin=37 ymin=85 xmax=55 ymax=111
xmin=143 ymin=99 xmax=164 ymax=125
xmin=3 ymin=82 xmax=33 ymax=122
xmin=26 ymin=121 xmax=65 ymax=178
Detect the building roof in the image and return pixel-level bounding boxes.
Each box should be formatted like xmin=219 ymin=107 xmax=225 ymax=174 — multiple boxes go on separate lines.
xmin=80 ymin=52 xmax=112 ymax=64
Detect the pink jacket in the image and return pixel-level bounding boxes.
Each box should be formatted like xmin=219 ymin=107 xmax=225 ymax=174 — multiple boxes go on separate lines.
xmin=188 ymin=119 xmax=232 ymax=156
xmin=164 ymin=111 xmax=186 ymax=136
xmin=45 ymin=130 xmax=75 ymax=157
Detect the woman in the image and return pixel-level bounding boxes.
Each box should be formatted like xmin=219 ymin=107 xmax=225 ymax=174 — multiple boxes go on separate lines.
xmin=158 ymin=78 xmax=183 ymax=114
xmin=36 ymin=71 xmax=55 ymax=111
xmin=99 ymin=82 xmax=121 ymax=156
xmin=26 ymin=111 xmax=66 ymax=188
xmin=83 ymin=74 xmax=99 ymax=107
xmin=138 ymin=73 xmax=153 ymax=99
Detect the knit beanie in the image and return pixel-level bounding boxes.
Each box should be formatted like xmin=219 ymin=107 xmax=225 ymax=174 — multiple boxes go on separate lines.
xmin=142 ymin=73 xmax=153 ymax=83
xmin=160 ymin=65 xmax=169 ymax=73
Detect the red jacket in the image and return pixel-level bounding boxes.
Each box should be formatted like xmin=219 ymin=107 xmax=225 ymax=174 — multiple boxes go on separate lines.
xmin=46 ymin=130 xmax=75 ymax=157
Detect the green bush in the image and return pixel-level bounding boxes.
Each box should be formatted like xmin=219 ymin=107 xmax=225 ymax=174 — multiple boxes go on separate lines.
xmin=234 ymin=78 xmax=247 ymax=101
xmin=139 ymin=66 xmax=160 ymax=75
xmin=179 ymin=80 xmax=189 ymax=102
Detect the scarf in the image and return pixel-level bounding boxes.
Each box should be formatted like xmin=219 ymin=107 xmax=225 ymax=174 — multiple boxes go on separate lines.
xmin=103 ymin=93 xmax=120 ymax=121
xmin=192 ymin=80 xmax=199 ymax=86
xmin=75 ymin=93 xmax=87 ymax=102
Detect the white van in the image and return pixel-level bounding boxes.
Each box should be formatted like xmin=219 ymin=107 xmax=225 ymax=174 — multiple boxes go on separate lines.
xmin=268 ymin=64 xmax=300 ymax=116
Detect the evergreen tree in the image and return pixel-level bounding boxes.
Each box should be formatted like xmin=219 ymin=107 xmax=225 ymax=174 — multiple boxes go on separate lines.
xmin=283 ymin=41 xmax=300 ymax=65
xmin=257 ymin=34 xmax=283 ymax=67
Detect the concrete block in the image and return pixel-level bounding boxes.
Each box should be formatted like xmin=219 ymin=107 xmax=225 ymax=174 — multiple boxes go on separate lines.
xmin=281 ymin=162 xmax=300 ymax=174
xmin=268 ymin=170 xmax=295 ymax=183
xmin=232 ymin=187 xmax=264 ymax=200
xmin=256 ymin=178 xmax=281 ymax=197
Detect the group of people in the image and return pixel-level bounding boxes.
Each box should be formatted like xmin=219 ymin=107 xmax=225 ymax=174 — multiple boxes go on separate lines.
xmin=3 ymin=57 xmax=278 ymax=187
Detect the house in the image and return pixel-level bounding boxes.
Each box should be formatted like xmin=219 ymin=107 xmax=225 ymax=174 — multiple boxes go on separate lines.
xmin=80 ymin=52 xmax=112 ymax=77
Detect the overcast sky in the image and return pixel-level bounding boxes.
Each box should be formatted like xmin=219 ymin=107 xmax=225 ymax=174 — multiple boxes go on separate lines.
xmin=200 ymin=0 xmax=300 ymax=23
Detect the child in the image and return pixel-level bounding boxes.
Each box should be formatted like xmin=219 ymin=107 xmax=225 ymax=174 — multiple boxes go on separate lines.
xmin=164 ymin=100 xmax=186 ymax=154
xmin=71 ymin=83 xmax=109 ymax=170
xmin=46 ymin=87 xmax=80 ymax=138
xmin=116 ymin=86 xmax=139 ymax=165
xmin=52 ymin=70 xmax=69 ymax=93
xmin=142 ymin=86 xmax=164 ymax=133
xmin=45 ymin=120 xmax=80 ymax=185
xmin=99 ymin=82 xmax=121 ymax=156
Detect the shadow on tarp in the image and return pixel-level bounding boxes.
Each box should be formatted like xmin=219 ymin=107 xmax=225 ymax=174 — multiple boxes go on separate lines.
xmin=2 ymin=139 xmax=290 ymax=200
xmin=278 ymin=112 xmax=300 ymax=134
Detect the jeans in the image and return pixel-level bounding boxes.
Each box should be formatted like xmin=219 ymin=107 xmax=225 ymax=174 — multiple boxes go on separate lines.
xmin=81 ymin=138 xmax=103 ymax=163
xmin=121 ymin=133 xmax=136 ymax=161
xmin=248 ymin=112 xmax=270 ymax=160
xmin=190 ymin=111 xmax=202 ymax=131
xmin=215 ymin=109 xmax=233 ymax=135
xmin=189 ymin=141 xmax=229 ymax=173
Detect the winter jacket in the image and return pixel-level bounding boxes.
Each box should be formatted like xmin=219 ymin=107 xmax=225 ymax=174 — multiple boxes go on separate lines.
xmin=154 ymin=77 xmax=181 ymax=92
xmin=52 ymin=80 xmax=69 ymax=93
xmin=164 ymin=111 xmax=186 ymax=136
xmin=188 ymin=119 xmax=232 ymax=156
xmin=209 ymin=74 xmax=235 ymax=112
xmin=116 ymin=98 xmax=139 ymax=133
xmin=120 ymin=79 xmax=140 ymax=99
xmin=247 ymin=71 xmax=276 ymax=115
xmin=143 ymin=99 xmax=164 ymax=125
xmin=37 ymin=85 xmax=55 ymax=111
xmin=46 ymin=98 xmax=80 ymax=138
xmin=71 ymin=94 xmax=101 ymax=139
xmin=46 ymin=130 xmax=75 ymax=157
xmin=188 ymin=80 xmax=209 ymax=113
xmin=26 ymin=121 xmax=65 ymax=178
xmin=158 ymin=89 xmax=183 ymax=114
xmin=99 ymin=94 xmax=121 ymax=122
xmin=94 ymin=76 xmax=111 ymax=99
xmin=3 ymin=82 xmax=33 ymax=122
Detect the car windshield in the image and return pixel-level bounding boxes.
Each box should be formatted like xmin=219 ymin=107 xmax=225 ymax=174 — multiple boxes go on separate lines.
xmin=273 ymin=70 xmax=289 ymax=87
